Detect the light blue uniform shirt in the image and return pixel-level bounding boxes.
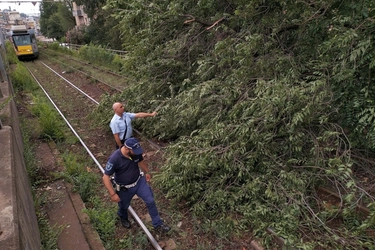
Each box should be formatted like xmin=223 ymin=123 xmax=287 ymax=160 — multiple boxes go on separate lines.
xmin=110 ymin=112 xmax=136 ymax=140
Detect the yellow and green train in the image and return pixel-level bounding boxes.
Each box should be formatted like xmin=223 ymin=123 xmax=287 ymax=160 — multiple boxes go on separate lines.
xmin=10 ymin=25 xmax=39 ymax=60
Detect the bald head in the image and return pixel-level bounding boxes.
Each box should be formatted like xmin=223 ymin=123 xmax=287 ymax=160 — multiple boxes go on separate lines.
xmin=113 ymin=102 xmax=124 ymax=114
xmin=113 ymin=102 xmax=121 ymax=111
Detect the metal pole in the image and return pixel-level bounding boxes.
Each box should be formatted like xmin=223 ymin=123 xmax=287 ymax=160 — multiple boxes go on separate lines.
xmin=0 ymin=52 xmax=7 ymax=84
xmin=0 ymin=28 xmax=8 ymax=84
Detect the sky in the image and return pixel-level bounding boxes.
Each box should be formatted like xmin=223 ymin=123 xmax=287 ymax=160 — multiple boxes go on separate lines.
xmin=0 ymin=1 xmax=40 ymax=16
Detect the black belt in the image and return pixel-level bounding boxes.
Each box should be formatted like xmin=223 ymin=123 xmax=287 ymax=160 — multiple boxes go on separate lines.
xmin=121 ymin=175 xmax=141 ymax=189
xmin=111 ymin=173 xmax=143 ymax=191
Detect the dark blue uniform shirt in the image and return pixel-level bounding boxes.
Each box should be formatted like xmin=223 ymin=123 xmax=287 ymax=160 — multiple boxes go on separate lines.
xmin=104 ymin=149 xmax=143 ymax=185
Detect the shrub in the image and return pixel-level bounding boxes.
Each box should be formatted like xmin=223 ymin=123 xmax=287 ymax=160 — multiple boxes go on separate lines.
xmin=30 ymin=97 xmax=65 ymax=141
xmin=9 ymin=63 xmax=37 ymax=92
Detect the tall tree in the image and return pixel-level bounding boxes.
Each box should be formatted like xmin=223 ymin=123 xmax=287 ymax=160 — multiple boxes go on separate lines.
xmin=39 ymin=0 xmax=58 ymax=37
xmin=39 ymin=0 xmax=75 ymax=40
xmin=73 ymin=0 xmax=122 ymax=48
xmin=91 ymin=0 xmax=375 ymax=248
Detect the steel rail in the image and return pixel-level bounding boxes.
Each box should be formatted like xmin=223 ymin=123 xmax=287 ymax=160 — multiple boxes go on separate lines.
xmin=58 ymin=52 xmax=125 ymax=78
xmin=40 ymin=52 xmax=124 ymax=92
xmin=26 ymin=65 xmax=163 ymax=250
xmin=40 ymin=61 xmax=99 ymax=105
xmin=59 ymin=43 xmax=127 ymax=58
xmin=31 ymin=58 xmax=290 ymax=249
xmin=31 ymin=48 xmax=356 ymax=249
xmin=40 ymin=56 xmax=167 ymax=153
xmin=37 ymin=59 xmax=287 ymax=249
xmin=133 ymin=128 xmax=164 ymax=151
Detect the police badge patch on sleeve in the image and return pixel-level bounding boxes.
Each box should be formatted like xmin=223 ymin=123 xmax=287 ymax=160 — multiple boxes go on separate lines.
xmin=106 ymin=162 xmax=114 ymax=171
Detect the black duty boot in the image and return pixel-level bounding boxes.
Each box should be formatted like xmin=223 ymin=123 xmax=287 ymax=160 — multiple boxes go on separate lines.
xmin=120 ymin=218 xmax=131 ymax=229
xmin=155 ymin=224 xmax=171 ymax=233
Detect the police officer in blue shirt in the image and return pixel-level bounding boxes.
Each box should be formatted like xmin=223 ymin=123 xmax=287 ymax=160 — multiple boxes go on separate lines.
xmin=110 ymin=102 xmax=157 ymax=149
xmin=102 ymin=137 xmax=170 ymax=232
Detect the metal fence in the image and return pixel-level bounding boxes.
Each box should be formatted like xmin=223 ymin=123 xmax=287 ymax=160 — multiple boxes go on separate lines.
xmin=45 ymin=41 xmax=127 ymax=58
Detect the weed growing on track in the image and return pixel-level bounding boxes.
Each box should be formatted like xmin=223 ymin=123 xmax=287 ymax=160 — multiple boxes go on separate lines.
xmin=5 ymin=41 xmax=18 ymax=64
xmin=46 ymin=42 xmax=75 ymax=56
xmin=7 ymin=53 xmax=84 ymax=248
xmin=30 ymin=98 xmax=65 ymax=141
xmin=21 ymin=129 xmax=42 ymax=185
xmin=83 ymin=196 xmax=117 ymax=247
xmin=9 ymin=63 xmax=37 ymax=92
xmin=58 ymin=152 xmax=100 ymax=201
xmin=10 ymin=60 xmax=144 ymax=248
xmin=78 ymin=45 xmax=123 ymax=72
xmin=0 ymin=96 xmax=13 ymax=124
xmin=34 ymin=192 xmax=63 ymax=250
xmin=21 ymin=117 xmax=63 ymax=250
xmin=53 ymin=148 xmax=130 ymax=249
xmin=115 ymin=230 xmax=149 ymax=249
xmin=0 ymin=96 xmax=12 ymax=110
xmin=4 ymin=45 xmax=62 ymax=247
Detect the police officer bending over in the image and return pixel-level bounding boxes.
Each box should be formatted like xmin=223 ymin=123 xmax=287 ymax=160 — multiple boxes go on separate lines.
xmin=103 ymin=137 xmax=170 ymax=232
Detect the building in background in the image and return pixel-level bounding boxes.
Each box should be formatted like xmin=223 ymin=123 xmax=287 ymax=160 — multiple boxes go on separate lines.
xmin=72 ymin=2 xmax=89 ymax=27
xmin=0 ymin=9 xmax=40 ymax=38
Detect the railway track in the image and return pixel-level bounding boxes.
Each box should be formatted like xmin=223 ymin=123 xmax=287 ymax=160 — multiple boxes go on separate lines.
xmin=23 ymin=54 xmax=291 ymax=249
xmin=24 ymin=58 xmax=174 ymax=249
xmin=26 ymin=54 xmax=260 ymax=249
xmin=24 ymin=48 xmax=375 ymax=249
xmin=49 ymin=51 xmax=124 ymax=78
xmin=40 ymin=50 xmax=126 ymax=91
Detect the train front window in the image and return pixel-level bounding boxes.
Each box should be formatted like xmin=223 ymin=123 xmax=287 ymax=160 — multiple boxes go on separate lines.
xmin=13 ymin=35 xmax=31 ymax=46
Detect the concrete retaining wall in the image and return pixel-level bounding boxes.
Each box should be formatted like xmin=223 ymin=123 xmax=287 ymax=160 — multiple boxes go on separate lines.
xmin=0 ymin=78 xmax=41 ymax=250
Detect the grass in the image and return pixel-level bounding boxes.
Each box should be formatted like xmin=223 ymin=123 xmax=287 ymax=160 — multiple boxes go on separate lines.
xmin=10 ymin=56 xmax=127 ymax=249
xmin=30 ymin=97 xmax=65 ymax=141
xmin=9 ymin=45 xmax=258 ymax=250
xmin=34 ymin=192 xmax=63 ymax=250
xmin=20 ymin=116 xmax=61 ymax=248
xmin=56 ymin=151 xmax=101 ymax=201
xmin=84 ymin=196 xmax=118 ymax=247
xmin=9 ymin=53 xmax=79 ymax=249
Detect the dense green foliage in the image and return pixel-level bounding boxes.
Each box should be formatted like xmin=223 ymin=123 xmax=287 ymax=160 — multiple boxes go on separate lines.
xmin=78 ymin=45 xmax=124 ymax=72
xmin=69 ymin=0 xmax=123 ymax=48
xmin=5 ymin=41 xmax=18 ymax=65
xmin=9 ymin=61 xmax=38 ymax=92
xmin=61 ymin=0 xmax=375 ymax=248
xmin=40 ymin=0 xmax=76 ymax=40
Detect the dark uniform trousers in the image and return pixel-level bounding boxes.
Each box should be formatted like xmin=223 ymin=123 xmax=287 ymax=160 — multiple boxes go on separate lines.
xmin=116 ymin=175 xmax=163 ymax=228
